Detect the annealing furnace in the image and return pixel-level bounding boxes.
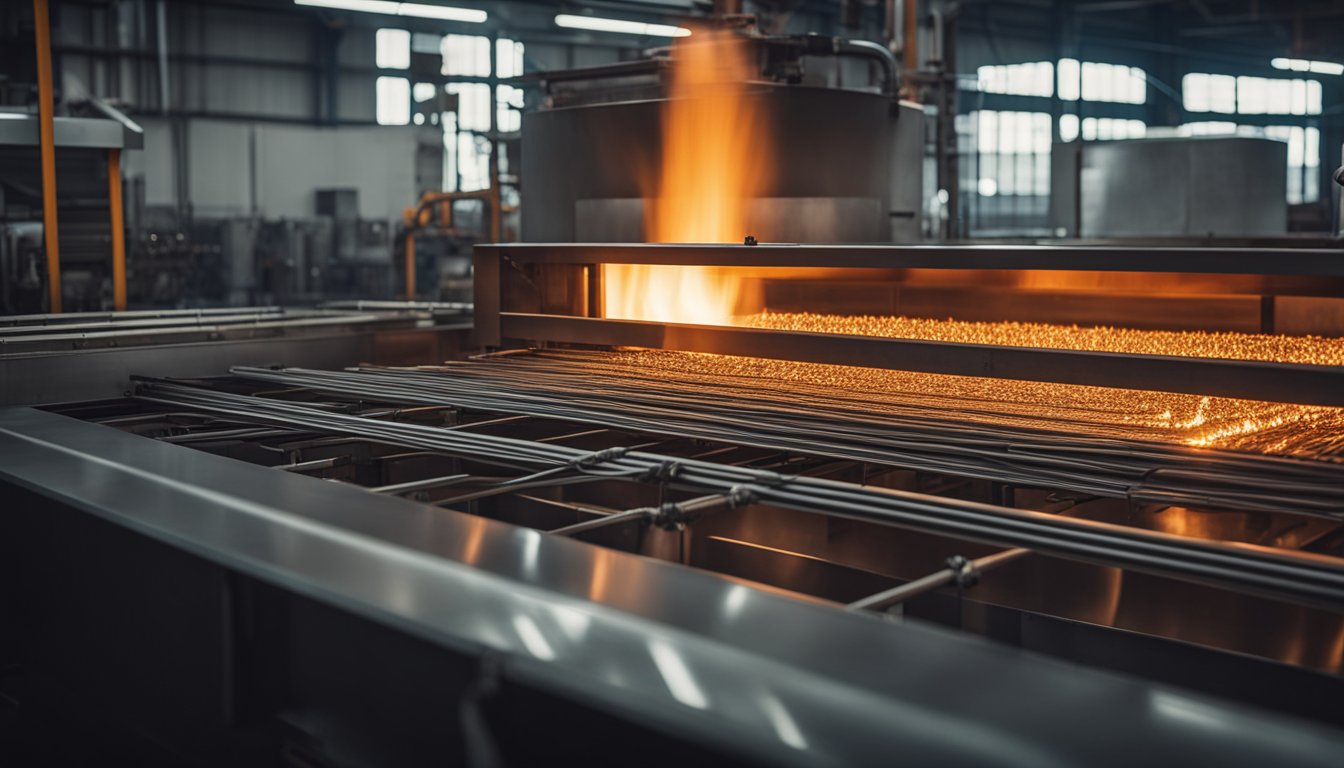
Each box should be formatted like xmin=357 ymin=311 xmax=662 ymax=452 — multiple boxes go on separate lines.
xmin=5 ymin=3 xmax=1344 ymax=764
xmin=4 ymin=241 xmax=1344 ymax=766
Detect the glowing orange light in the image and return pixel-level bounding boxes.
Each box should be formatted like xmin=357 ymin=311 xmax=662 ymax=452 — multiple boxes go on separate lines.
xmin=602 ymin=28 xmax=768 ymax=325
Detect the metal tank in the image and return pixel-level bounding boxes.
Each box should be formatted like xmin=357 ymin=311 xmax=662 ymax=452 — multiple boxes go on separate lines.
xmin=520 ymin=45 xmax=925 ymax=244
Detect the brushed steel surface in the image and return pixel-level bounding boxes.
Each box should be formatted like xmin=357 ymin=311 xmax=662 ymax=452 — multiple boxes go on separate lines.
xmin=1053 ymin=137 xmax=1289 ymax=238
xmin=0 ymin=326 xmax=468 ymax=407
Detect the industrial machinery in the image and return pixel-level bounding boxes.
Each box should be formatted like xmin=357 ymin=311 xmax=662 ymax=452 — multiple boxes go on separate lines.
xmin=0 ymin=303 xmax=470 ymax=406
xmin=520 ymin=32 xmax=928 ymax=244
xmin=1050 ymin=136 xmax=1289 ymax=238
xmin=4 ymin=240 xmax=1344 ymax=765
xmin=0 ymin=102 xmax=142 ymax=314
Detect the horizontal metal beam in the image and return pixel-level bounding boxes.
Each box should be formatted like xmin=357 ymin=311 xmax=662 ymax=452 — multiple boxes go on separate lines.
xmin=478 ymin=243 xmax=1344 ymax=277
xmin=500 ymin=313 xmax=1344 ymax=408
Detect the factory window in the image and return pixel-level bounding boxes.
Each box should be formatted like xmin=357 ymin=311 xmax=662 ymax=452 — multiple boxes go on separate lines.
xmin=497 ymin=39 xmax=525 ymax=79
xmin=1059 ymin=114 xmax=1079 ymax=142
xmin=446 ymin=82 xmax=491 ymax=132
xmin=1266 ymin=125 xmax=1320 ymax=204
xmin=376 ymin=28 xmax=410 ymax=70
xmin=497 ymin=84 xmax=524 ymax=133
xmin=1080 ymin=117 xmax=1146 ymax=141
xmin=1183 ymin=73 xmax=1322 ymax=115
xmin=970 ymin=110 xmax=1051 ymax=196
xmin=376 ymin=76 xmax=410 ymax=125
xmin=413 ymin=82 xmax=437 ymax=102
xmin=1236 ymin=76 xmax=1321 ymax=115
xmin=454 ymin=132 xmax=491 ymax=192
xmin=1178 ymin=120 xmax=1238 ymax=135
xmin=1181 ymin=73 xmax=1237 ymax=113
xmin=444 ymin=109 xmax=491 ymax=192
xmin=1058 ymin=59 xmax=1146 ymax=104
xmin=443 ymin=34 xmax=492 ymax=76
xmin=976 ymin=61 xmax=1053 ymax=97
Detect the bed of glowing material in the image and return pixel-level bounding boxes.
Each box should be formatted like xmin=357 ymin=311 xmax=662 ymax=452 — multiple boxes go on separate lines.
xmin=603 ymin=348 xmax=1344 ymax=457
xmin=738 ymin=312 xmax=1344 ymax=368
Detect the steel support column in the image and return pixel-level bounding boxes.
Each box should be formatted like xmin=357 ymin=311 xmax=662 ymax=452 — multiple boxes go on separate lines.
xmin=108 ymin=149 xmax=127 ymax=311
xmin=34 ymin=0 xmax=61 ymax=313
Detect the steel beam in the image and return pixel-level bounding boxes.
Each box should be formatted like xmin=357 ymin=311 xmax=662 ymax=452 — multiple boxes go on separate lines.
xmin=34 ymin=0 xmax=61 ymax=313
xmin=477 ymin=243 xmax=1344 ymax=277
xmin=108 ymin=149 xmax=127 ymax=311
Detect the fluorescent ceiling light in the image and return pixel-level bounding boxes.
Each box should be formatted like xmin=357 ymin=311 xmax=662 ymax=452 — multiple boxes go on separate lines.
xmin=295 ymin=0 xmax=486 ymax=23
xmin=1271 ymin=57 xmax=1342 ymax=76
xmin=554 ymin=14 xmax=690 ymax=38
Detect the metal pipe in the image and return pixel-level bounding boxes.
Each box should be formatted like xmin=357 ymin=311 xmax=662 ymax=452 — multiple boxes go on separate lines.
xmin=902 ymin=0 xmax=918 ymax=73
xmin=847 ymin=548 xmax=1031 ymax=612
xmin=277 ymin=456 xmax=346 ymax=472
xmin=155 ymin=0 xmax=170 ymax=114
xmin=549 ymin=506 xmax=651 ymax=536
xmin=108 ymin=149 xmax=127 ymax=311
xmin=550 ymin=492 xmax=741 ymax=537
xmin=368 ymin=473 xmax=475 ymax=495
xmin=769 ymin=35 xmax=900 ymax=95
xmin=404 ymin=231 xmax=416 ymax=299
xmin=836 ymin=39 xmax=901 ymax=95
xmin=885 ymin=0 xmax=901 ymax=55
xmin=488 ymin=33 xmax=501 ymax=242
xmin=33 ymin=0 xmax=61 ymax=313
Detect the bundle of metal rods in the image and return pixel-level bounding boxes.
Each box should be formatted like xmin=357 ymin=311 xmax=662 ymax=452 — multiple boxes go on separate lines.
xmin=132 ymin=377 xmax=1344 ymax=612
xmin=219 ymin=352 xmax=1344 ymax=519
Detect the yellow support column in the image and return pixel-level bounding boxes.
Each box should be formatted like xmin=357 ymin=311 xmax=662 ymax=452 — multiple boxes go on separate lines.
xmin=108 ymin=149 xmax=126 ymax=311
xmin=34 ymin=0 xmax=61 ymax=312
xmin=404 ymin=230 xmax=416 ymax=300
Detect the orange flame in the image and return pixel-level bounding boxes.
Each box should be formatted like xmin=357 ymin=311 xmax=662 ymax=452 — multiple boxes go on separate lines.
xmin=603 ymin=29 xmax=768 ymax=325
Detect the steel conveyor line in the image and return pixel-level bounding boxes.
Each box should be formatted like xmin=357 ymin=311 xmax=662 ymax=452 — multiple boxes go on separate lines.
xmin=2 ymin=406 xmax=1343 ymax=766
xmin=131 ymin=378 xmax=1344 ymax=612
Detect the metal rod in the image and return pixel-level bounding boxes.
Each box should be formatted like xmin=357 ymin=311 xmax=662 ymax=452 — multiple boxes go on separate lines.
xmin=405 ymin=230 xmax=416 ymax=300
xmin=847 ymin=548 xmax=1031 ymax=612
xmin=536 ymin=428 xmax=611 ymax=444
xmin=276 ymin=456 xmax=345 ymax=472
xmin=155 ymin=0 xmax=170 ymax=114
xmin=33 ymin=0 xmax=61 ymax=313
xmin=108 ymin=149 xmax=127 ymax=311
xmin=549 ymin=506 xmax=651 ymax=536
xmin=368 ymin=473 xmax=475 ymax=495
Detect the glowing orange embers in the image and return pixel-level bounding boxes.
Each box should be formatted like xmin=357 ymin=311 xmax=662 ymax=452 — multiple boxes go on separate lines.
xmin=602 ymin=28 xmax=769 ymax=324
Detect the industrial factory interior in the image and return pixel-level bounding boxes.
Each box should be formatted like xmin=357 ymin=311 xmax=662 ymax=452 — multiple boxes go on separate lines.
xmin=3 ymin=0 xmax=1344 ymax=764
